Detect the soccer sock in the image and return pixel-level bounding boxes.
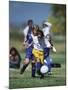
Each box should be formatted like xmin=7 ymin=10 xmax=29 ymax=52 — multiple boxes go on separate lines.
xmin=36 ymin=62 xmax=44 ymax=78
xmin=48 ymin=64 xmax=51 ymax=72
xmin=45 ymin=57 xmax=52 ymax=73
xmin=32 ymin=63 xmax=36 ymax=77
xmin=20 ymin=64 xmax=28 ymax=74
xmin=36 ymin=62 xmax=41 ymax=75
xmin=44 ymin=48 xmax=50 ymax=58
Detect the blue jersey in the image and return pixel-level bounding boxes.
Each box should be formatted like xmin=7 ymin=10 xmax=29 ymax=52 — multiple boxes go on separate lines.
xmin=26 ymin=27 xmax=33 ymax=45
xmin=25 ymin=27 xmax=34 ymax=60
xmin=26 ymin=33 xmax=33 ymax=44
xmin=28 ymin=27 xmax=32 ymax=34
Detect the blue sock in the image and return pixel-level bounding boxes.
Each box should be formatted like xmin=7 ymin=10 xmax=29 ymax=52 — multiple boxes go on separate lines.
xmin=45 ymin=56 xmax=52 ymax=73
xmin=36 ymin=62 xmax=41 ymax=70
xmin=36 ymin=62 xmax=42 ymax=75
xmin=48 ymin=64 xmax=51 ymax=72
xmin=32 ymin=63 xmax=36 ymax=77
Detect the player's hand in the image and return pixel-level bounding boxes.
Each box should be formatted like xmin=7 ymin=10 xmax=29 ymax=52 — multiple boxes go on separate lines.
xmin=23 ymin=42 xmax=29 ymax=48
xmin=52 ymin=46 xmax=56 ymax=53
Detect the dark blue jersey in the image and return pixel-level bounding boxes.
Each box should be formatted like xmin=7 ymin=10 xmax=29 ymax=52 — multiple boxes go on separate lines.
xmin=26 ymin=27 xmax=33 ymax=44
xmin=26 ymin=33 xmax=33 ymax=44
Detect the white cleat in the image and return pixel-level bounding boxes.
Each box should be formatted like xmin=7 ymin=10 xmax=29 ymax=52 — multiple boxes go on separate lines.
xmin=48 ymin=72 xmax=52 ymax=75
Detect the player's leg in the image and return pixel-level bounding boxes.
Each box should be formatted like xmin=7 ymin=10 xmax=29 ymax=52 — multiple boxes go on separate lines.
xmin=47 ymin=57 xmax=52 ymax=74
xmin=32 ymin=49 xmax=41 ymax=75
xmin=44 ymin=48 xmax=52 ymax=74
xmin=32 ymin=49 xmax=44 ymax=78
xmin=44 ymin=48 xmax=50 ymax=58
xmin=40 ymin=54 xmax=45 ymax=79
xmin=31 ymin=60 xmax=36 ymax=77
xmin=24 ymin=47 xmax=36 ymax=77
xmin=36 ymin=51 xmax=44 ymax=78
xmin=36 ymin=61 xmax=44 ymax=79
xmin=36 ymin=60 xmax=41 ymax=75
xmin=20 ymin=58 xmax=29 ymax=74
xmin=36 ymin=59 xmax=44 ymax=79
xmin=20 ymin=48 xmax=30 ymax=74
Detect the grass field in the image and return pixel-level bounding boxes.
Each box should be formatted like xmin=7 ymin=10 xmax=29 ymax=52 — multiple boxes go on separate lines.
xmin=9 ymin=32 xmax=66 ymax=89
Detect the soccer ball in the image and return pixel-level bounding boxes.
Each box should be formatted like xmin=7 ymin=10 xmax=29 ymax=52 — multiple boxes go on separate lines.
xmin=40 ymin=65 xmax=49 ymax=74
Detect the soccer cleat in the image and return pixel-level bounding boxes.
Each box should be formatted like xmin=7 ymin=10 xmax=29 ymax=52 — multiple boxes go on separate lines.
xmin=51 ymin=63 xmax=61 ymax=68
xmin=32 ymin=75 xmax=36 ymax=78
xmin=20 ymin=68 xmax=24 ymax=74
xmin=40 ymin=74 xmax=44 ymax=79
xmin=48 ymin=72 xmax=52 ymax=75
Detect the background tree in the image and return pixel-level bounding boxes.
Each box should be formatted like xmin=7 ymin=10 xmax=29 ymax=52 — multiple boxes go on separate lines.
xmin=48 ymin=4 xmax=66 ymax=35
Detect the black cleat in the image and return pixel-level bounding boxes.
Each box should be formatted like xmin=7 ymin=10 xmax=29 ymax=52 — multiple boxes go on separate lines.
xmin=40 ymin=75 xmax=44 ymax=79
xmin=48 ymin=72 xmax=52 ymax=75
xmin=20 ymin=69 xmax=24 ymax=74
xmin=51 ymin=63 xmax=61 ymax=68
xmin=32 ymin=75 xmax=36 ymax=78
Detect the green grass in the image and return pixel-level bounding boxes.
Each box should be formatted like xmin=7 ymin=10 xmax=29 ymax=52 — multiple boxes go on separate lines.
xmin=9 ymin=51 xmax=66 ymax=89
xmin=9 ymin=33 xmax=66 ymax=89
xmin=9 ymin=64 xmax=66 ymax=89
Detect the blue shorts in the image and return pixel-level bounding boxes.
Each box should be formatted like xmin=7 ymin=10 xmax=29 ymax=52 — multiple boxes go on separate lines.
xmin=44 ymin=48 xmax=50 ymax=59
xmin=25 ymin=47 xmax=34 ymax=60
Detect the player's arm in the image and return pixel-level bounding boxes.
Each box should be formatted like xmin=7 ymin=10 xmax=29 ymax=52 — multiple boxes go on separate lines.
xmin=48 ymin=34 xmax=57 ymax=53
xmin=28 ymin=41 xmax=33 ymax=47
xmin=49 ymin=41 xmax=57 ymax=53
xmin=23 ymin=40 xmax=33 ymax=48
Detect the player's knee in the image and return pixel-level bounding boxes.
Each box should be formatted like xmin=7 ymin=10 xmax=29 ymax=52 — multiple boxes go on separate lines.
xmin=24 ymin=59 xmax=29 ymax=64
xmin=24 ymin=61 xmax=29 ymax=64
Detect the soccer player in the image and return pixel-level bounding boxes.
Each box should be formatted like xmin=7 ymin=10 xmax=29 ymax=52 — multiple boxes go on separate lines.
xmin=42 ymin=21 xmax=56 ymax=74
xmin=20 ymin=20 xmax=36 ymax=77
xmin=31 ymin=26 xmax=45 ymax=78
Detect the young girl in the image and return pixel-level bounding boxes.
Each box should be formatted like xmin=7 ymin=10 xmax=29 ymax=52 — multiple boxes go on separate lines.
xmin=42 ymin=21 xmax=56 ymax=74
xmin=9 ymin=47 xmax=21 ymax=68
xmin=20 ymin=20 xmax=35 ymax=78
xmin=31 ymin=25 xmax=45 ymax=78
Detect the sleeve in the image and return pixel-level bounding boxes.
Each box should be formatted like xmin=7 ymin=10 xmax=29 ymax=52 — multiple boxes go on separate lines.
xmin=23 ymin=26 xmax=29 ymax=42
xmin=23 ymin=26 xmax=29 ymax=36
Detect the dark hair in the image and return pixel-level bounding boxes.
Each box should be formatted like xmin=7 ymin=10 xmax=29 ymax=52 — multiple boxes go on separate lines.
xmin=10 ymin=47 xmax=21 ymax=68
xmin=10 ymin=47 xmax=21 ymax=60
xmin=38 ymin=30 xmax=44 ymax=38
xmin=10 ymin=47 xmax=18 ymax=55
xmin=28 ymin=19 xmax=33 ymax=25
xmin=32 ymin=25 xmax=39 ymax=30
